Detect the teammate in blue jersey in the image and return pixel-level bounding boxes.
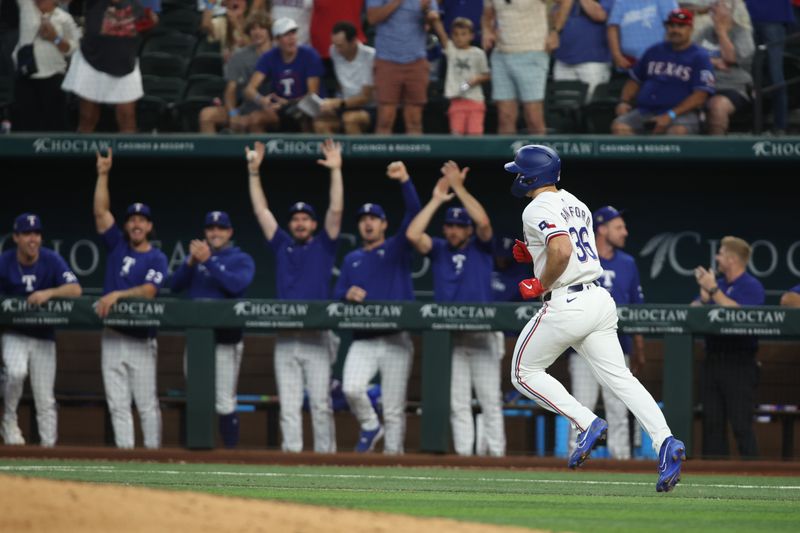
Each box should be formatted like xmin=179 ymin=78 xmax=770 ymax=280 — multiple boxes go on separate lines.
xmin=246 ymin=138 xmax=343 ymax=453
xmin=93 ymin=149 xmax=169 ymax=450
xmin=406 ymin=161 xmax=506 ymax=456
xmin=170 ymin=210 xmax=255 ymax=448
xmin=334 ymin=160 xmax=422 ymax=454
xmin=612 ymin=8 xmax=715 ymax=135
xmin=0 ymin=214 xmax=82 ymax=447
xmin=568 ymin=206 xmax=645 ymax=460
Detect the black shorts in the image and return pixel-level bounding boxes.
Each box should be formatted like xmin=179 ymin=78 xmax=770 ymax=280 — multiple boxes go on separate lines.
xmin=713 ymin=89 xmax=751 ymax=112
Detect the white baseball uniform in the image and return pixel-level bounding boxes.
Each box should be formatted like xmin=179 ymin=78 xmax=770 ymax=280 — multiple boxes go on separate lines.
xmin=510 ymin=189 xmax=672 ymax=454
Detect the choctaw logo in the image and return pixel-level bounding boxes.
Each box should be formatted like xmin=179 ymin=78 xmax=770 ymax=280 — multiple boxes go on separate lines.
xmin=707 ymin=308 xmax=786 ymax=324
xmin=752 ymin=141 xmax=800 ymax=157
xmin=420 ymin=304 xmax=497 ymax=320
xmin=618 ymin=307 xmax=689 ymax=322
xmin=265 ymin=139 xmax=322 ymax=155
xmin=325 ymin=303 xmax=403 ymax=318
xmin=1 ymin=298 xmax=75 ymax=313
xmin=92 ymin=301 xmax=165 ymax=315
xmin=33 ymin=137 xmax=112 ymax=154
xmin=233 ymin=301 xmax=308 ymax=317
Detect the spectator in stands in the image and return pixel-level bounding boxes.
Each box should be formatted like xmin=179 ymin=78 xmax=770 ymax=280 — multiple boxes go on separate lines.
xmin=61 ymin=0 xmax=158 ymax=133
xmin=313 ymin=21 xmax=375 ymax=134
xmin=431 ymin=16 xmax=490 ymax=135
xmin=310 ymin=0 xmax=365 ymax=65
xmin=608 ymin=0 xmax=678 ymax=70
xmin=551 ymin=0 xmax=614 ymax=103
xmin=482 ymin=0 xmax=559 ymax=134
xmin=199 ymin=12 xmax=274 ymax=133
xmin=694 ymin=0 xmax=755 ymax=135
xmin=367 ymin=0 xmax=440 ymax=135
xmin=271 ymin=0 xmax=313 ymax=45
xmin=0 ymin=0 xmax=20 ymax=77
xmin=12 ymin=0 xmax=80 ymax=131
xmin=691 ymin=236 xmax=764 ymax=459
xmin=780 ymin=284 xmax=800 ymax=306
xmin=440 ymin=0 xmax=483 ymax=46
xmin=612 ymin=8 xmax=715 ymax=135
xmin=745 ymin=0 xmax=796 ymax=134
xmin=244 ymin=17 xmax=324 ymax=132
xmin=201 ymin=0 xmax=250 ymax=63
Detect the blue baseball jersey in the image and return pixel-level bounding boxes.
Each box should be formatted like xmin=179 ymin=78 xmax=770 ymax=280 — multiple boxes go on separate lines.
xmin=254 ymin=45 xmax=324 ymax=99
xmin=597 ymin=250 xmax=644 ymax=354
xmin=170 ymin=245 xmax=255 ymax=344
xmin=267 ymin=228 xmax=338 ymax=299
xmin=102 ymin=225 xmax=168 ymax=338
xmin=334 ymin=180 xmax=421 ymax=302
xmin=430 ymin=236 xmax=494 ymax=302
xmin=0 ymin=248 xmax=79 ymax=340
xmin=704 ymin=271 xmax=765 ymax=354
xmin=631 ymin=42 xmax=715 ymax=114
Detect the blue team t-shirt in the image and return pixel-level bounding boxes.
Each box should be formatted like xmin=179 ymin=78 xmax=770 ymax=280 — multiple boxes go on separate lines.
xmin=745 ymin=0 xmax=795 ymax=23
xmin=555 ymin=0 xmax=615 ymax=65
xmin=254 ymin=45 xmax=324 ymax=100
xmin=704 ymin=271 xmax=765 ymax=354
xmin=366 ymin=0 xmax=439 ymax=63
xmin=598 ymin=249 xmax=644 ymax=354
xmin=608 ymin=0 xmax=678 ymax=60
xmin=267 ymin=228 xmax=338 ymax=300
xmin=0 ymin=248 xmax=79 ymax=340
xmin=430 ymin=236 xmax=494 ymax=303
xmin=631 ymin=42 xmax=715 ymax=114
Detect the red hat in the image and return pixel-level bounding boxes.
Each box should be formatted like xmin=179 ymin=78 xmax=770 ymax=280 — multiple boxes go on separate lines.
xmin=665 ymin=8 xmax=694 ymax=26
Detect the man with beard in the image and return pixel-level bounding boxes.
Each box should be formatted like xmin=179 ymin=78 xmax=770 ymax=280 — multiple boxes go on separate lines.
xmin=0 ymin=214 xmax=82 ymax=446
xmin=405 ymin=161 xmax=506 ymax=457
xmin=334 ymin=160 xmax=421 ymax=454
xmin=170 ymin=211 xmax=255 ymax=448
xmin=93 ymin=148 xmax=169 ymax=449
xmin=246 ymin=138 xmax=343 ymax=453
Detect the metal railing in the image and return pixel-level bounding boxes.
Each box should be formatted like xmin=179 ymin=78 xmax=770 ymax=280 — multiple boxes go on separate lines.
xmin=752 ymin=32 xmax=800 ymax=134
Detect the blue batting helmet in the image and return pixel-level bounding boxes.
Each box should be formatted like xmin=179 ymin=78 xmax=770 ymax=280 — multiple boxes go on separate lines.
xmin=504 ymin=145 xmax=561 ymax=198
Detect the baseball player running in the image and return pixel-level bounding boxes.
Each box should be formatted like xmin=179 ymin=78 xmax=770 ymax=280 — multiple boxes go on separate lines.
xmin=334 ymin=161 xmax=421 ymax=454
xmin=406 ymin=161 xmax=506 ymax=456
xmin=94 ymin=149 xmax=169 ymax=449
xmin=0 ymin=214 xmax=82 ymax=446
xmin=506 ymin=144 xmax=684 ymax=492
xmin=170 ymin=211 xmax=255 ymax=448
xmin=247 ymin=139 xmax=342 ymax=453
xmin=568 ymin=205 xmax=646 ymax=460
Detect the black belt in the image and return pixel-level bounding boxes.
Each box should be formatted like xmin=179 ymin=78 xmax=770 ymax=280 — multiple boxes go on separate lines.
xmin=542 ymin=280 xmax=600 ymax=302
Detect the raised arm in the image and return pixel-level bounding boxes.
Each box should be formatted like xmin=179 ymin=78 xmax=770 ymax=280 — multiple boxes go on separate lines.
xmin=386 ymin=161 xmax=422 ymax=232
xmin=441 ymin=160 xmax=492 ymax=242
xmin=579 ymin=0 xmax=608 ymax=22
xmin=94 ymin=149 xmax=115 ymax=234
xmin=316 ymin=139 xmax=344 ymax=240
xmin=406 ymin=178 xmax=454 ymax=255
xmin=245 ymin=142 xmax=279 ymax=241
xmin=367 ymin=0 xmax=403 ymax=26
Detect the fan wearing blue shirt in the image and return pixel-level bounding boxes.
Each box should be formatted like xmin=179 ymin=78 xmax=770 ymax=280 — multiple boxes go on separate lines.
xmin=406 ymin=161 xmax=506 ymax=457
xmin=692 ymin=236 xmax=765 ymax=458
xmin=93 ymin=149 xmax=169 ymax=450
xmin=334 ymin=160 xmax=422 ymax=454
xmin=567 ymin=206 xmax=644 ymax=460
xmin=0 ymin=214 xmax=82 ymax=447
xmin=246 ymin=139 xmax=343 ymax=454
xmin=170 ymin=211 xmax=255 ymax=449
xmin=780 ymin=283 xmax=800 ymax=307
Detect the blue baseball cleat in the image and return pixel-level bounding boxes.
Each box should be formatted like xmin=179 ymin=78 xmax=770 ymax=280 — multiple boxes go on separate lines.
xmin=568 ymin=417 xmax=608 ymax=469
xmin=656 ymin=436 xmax=686 ymax=493
xmin=354 ymin=425 xmax=384 ymax=453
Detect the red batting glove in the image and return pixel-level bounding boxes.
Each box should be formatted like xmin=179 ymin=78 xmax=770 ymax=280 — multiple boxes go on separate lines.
xmin=512 ymin=239 xmax=533 ymax=263
xmin=518 ymin=278 xmax=545 ymax=300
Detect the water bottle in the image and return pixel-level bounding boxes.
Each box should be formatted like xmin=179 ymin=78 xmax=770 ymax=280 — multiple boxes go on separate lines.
xmin=0 ymin=119 xmax=10 ymax=134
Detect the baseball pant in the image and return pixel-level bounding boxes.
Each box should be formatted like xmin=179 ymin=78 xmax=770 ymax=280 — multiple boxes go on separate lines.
xmin=274 ymin=331 xmax=337 ymax=453
xmin=342 ymin=332 xmax=413 ymax=455
xmin=568 ymin=352 xmax=631 ymax=459
xmin=101 ymin=329 xmax=161 ymax=449
xmin=450 ymin=332 xmax=506 ymax=457
xmin=511 ymin=286 xmax=672 ymax=454
xmin=182 ymin=341 xmax=244 ymax=415
xmin=2 ymin=333 xmax=57 ymax=447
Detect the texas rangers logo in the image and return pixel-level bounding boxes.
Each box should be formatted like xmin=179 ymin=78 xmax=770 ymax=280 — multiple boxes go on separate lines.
xmin=210 ymin=211 xmax=222 ymax=223
xmin=452 ymin=253 xmax=466 ymax=274
xmin=27 ymin=215 xmax=37 ymax=227
xmin=22 ymin=274 xmax=36 ymax=292
xmin=120 ymin=256 xmax=136 ymax=276
xmin=132 ymin=203 xmax=144 ymax=213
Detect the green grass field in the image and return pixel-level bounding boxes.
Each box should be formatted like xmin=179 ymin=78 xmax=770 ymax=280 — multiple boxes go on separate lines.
xmin=1 ymin=459 xmax=799 ymax=532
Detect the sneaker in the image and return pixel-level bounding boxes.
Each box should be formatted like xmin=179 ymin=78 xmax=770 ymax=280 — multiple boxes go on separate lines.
xmin=354 ymin=426 xmax=384 ymax=453
xmin=1 ymin=422 xmax=25 ymax=446
xmin=567 ymin=417 xmax=608 ymax=469
xmin=656 ymin=436 xmax=686 ymax=493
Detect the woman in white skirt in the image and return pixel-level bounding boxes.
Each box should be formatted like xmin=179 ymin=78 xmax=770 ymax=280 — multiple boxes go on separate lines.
xmin=62 ymin=0 xmax=157 ymax=132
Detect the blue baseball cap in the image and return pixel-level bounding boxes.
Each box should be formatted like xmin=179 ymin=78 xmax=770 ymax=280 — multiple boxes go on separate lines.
xmin=288 ymin=201 xmax=317 ymax=220
xmin=126 ymin=202 xmax=152 ymax=220
xmin=357 ymin=203 xmax=386 ymax=220
xmin=204 ymin=210 xmax=232 ymax=228
xmin=13 ymin=213 xmax=42 ymax=233
xmin=444 ymin=206 xmax=472 ymax=226
xmin=593 ymin=205 xmax=625 ymax=229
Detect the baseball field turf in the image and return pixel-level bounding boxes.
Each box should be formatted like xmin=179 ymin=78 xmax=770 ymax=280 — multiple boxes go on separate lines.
xmin=1 ymin=459 xmax=799 ymax=532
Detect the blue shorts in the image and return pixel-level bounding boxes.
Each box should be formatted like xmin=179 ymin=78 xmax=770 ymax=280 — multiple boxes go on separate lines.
xmin=491 ymin=50 xmax=549 ymax=103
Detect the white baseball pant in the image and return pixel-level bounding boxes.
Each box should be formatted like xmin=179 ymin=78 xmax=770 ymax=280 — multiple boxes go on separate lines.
xmin=568 ymin=352 xmax=631 ymax=459
xmin=450 ymin=331 xmax=506 ymax=457
xmin=342 ymin=332 xmax=413 ymax=455
xmin=182 ymin=341 xmax=244 ymax=415
xmin=2 ymin=332 xmax=57 ymax=447
xmin=510 ymin=285 xmax=671 ymax=454
xmin=101 ymin=328 xmax=161 ymax=449
xmin=274 ymin=331 xmax=338 ymax=453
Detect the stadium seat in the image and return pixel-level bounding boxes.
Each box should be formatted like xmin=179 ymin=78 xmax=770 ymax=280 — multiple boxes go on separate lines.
xmin=582 ymin=77 xmax=626 ymax=134
xmin=139 ymin=52 xmax=189 ymax=78
xmin=194 ymin=38 xmax=222 ymax=56
xmin=177 ymin=74 xmax=227 ymax=132
xmin=137 ymin=75 xmax=187 ymax=132
xmin=545 ymin=80 xmax=588 ymax=133
xmin=141 ymin=32 xmax=197 ymax=57
xmin=187 ymin=53 xmax=224 ymax=77
xmin=159 ymin=8 xmax=202 ymax=35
